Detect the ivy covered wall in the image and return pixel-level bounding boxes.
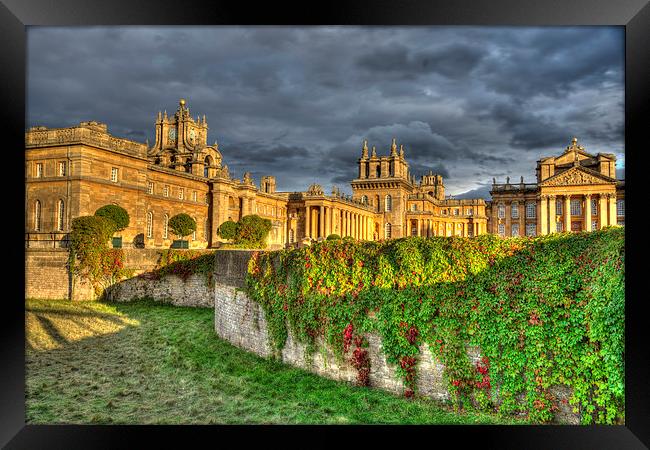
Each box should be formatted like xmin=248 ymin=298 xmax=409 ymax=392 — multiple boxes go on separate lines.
xmin=245 ymin=228 xmax=625 ymax=424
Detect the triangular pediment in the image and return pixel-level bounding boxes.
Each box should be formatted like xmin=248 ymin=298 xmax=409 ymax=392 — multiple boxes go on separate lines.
xmin=540 ymin=165 xmax=616 ymax=187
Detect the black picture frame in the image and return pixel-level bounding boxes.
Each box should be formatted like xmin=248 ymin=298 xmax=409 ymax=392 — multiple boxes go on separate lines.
xmin=5 ymin=0 xmax=648 ymax=448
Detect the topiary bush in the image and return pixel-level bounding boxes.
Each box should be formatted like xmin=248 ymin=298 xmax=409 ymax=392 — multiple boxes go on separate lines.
xmin=326 ymin=234 xmax=341 ymax=240
xmin=217 ymin=220 xmax=239 ymax=240
xmin=245 ymin=228 xmax=625 ymax=424
xmin=233 ymin=214 xmax=272 ymax=248
xmin=94 ymin=204 xmax=130 ymax=233
xmin=168 ymin=213 xmax=197 ymax=239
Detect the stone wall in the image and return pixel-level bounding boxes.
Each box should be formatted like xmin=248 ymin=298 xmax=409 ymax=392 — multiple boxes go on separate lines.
xmin=104 ymin=272 xmax=213 ymax=307
xmin=25 ymin=248 xmax=73 ymax=300
xmin=212 ymin=249 xmax=579 ymax=424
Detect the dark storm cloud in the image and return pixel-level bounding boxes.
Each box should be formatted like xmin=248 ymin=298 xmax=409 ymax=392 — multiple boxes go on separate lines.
xmin=26 ymin=26 xmax=624 ymax=197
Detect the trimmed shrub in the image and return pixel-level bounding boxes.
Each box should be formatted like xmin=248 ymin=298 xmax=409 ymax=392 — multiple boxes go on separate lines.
xmin=326 ymin=234 xmax=341 ymax=240
xmin=217 ymin=220 xmax=239 ymax=240
xmin=94 ymin=204 xmax=130 ymax=232
xmin=234 ymin=214 xmax=272 ymax=248
xmin=168 ymin=213 xmax=197 ymax=239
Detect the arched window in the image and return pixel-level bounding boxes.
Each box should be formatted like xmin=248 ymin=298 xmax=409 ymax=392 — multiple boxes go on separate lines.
xmin=385 ymin=195 xmax=392 ymax=212
xmin=376 ymin=165 xmax=381 ymax=178
xmin=34 ymin=200 xmax=41 ymax=231
xmin=57 ymin=199 xmax=65 ymax=231
xmin=204 ymin=155 xmax=213 ymax=178
xmin=146 ymin=212 xmax=153 ymax=238
xmin=163 ymin=214 xmax=168 ymax=239
xmin=384 ymin=223 xmax=392 ymax=239
xmin=361 ymin=195 xmax=368 ymax=205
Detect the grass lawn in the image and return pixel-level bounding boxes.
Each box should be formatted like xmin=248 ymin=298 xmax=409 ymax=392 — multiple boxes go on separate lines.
xmin=26 ymin=298 xmax=526 ymax=425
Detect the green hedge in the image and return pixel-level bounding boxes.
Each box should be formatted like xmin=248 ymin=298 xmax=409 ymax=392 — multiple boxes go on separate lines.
xmin=245 ymin=228 xmax=625 ymax=424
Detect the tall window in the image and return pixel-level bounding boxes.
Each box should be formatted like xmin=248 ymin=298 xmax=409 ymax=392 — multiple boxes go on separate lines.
xmin=111 ymin=167 xmax=118 ymax=182
xmin=591 ymin=199 xmax=598 ymax=216
xmin=163 ymin=214 xmax=168 ymax=239
xmin=556 ymin=222 xmax=563 ymax=232
xmin=467 ymin=208 xmax=473 ymax=216
xmin=498 ymin=223 xmax=505 ymax=237
xmin=385 ymin=195 xmax=392 ymax=212
xmin=617 ymin=199 xmax=625 ymax=216
xmin=556 ymin=199 xmax=562 ymax=215
xmin=526 ymin=202 xmax=536 ymax=219
xmin=454 ymin=208 xmax=459 ymax=216
xmin=163 ymin=185 xmax=169 ymax=197
xmin=497 ymin=203 xmax=505 ymax=219
xmin=179 ymin=188 xmax=184 ymax=200
xmin=592 ymin=220 xmax=598 ymax=231
xmin=511 ymin=202 xmax=519 ymax=219
xmin=526 ymin=223 xmax=536 ymax=237
xmin=511 ymin=223 xmax=519 ymax=237
xmin=411 ymin=204 xmax=417 ymax=212
xmin=193 ymin=191 xmax=197 ymax=202
xmin=34 ymin=200 xmax=41 ymax=231
xmin=570 ymin=199 xmax=581 ymax=216
xmin=376 ymin=166 xmax=381 ymax=178
xmin=36 ymin=163 xmax=43 ymax=178
xmin=146 ymin=212 xmax=153 ymax=238
xmin=289 ymin=228 xmax=295 ymax=243
xmin=57 ymin=199 xmax=65 ymax=231
xmin=147 ymin=182 xmax=154 ymax=194
xmin=58 ymin=161 xmax=67 ymax=176
xmin=384 ymin=223 xmax=392 ymax=239
xmin=361 ymin=195 xmax=368 ymax=205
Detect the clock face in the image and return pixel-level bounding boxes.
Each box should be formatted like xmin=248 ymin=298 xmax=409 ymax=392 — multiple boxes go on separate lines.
xmin=168 ymin=128 xmax=177 ymax=142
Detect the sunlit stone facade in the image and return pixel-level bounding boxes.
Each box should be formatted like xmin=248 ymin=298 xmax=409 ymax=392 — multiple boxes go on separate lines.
xmin=25 ymin=100 xmax=620 ymax=250
xmin=487 ymin=138 xmax=625 ymax=237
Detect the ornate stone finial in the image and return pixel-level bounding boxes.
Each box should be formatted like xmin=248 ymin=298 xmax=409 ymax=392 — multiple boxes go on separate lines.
xmin=391 ymin=138 xmax=397 ymax=156
xmin=145 ymin=138 xmax=150 ymax=148
xmin=362 ymin=140 xmax=368 ymax=158
xmin=179 ymin=98 xmax=186 ymax=108
xmin=203 ymin=114 xmax=206 ymax=124
xmin=572 ymin=137 xmax=578 ymax=145
xmin=222 ymin=164 xmax=229 ymax=178
xmin=164 ymin=110 xmax=168 ymax=119
xmin=371 ymin=146 xmax=377 ymax=157
xmin=214 ymin=140 xmax=219 ymax=151
xmin=307 ymin=184 xmax=324 ymax=196
xmin=493 ymin=177 xmax=496 ymax=185
xmin=243 ymin=171 xmax=253 ymax=185
xmin=400 ymin=144 xmax=404 ymax=157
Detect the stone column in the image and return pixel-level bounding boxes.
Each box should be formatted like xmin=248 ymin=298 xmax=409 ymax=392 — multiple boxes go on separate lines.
xmin=564 ymin=196 xmax=571 ymax=232
xmin=319 ymin=205 xmax=325 ymax=238
xmin=539 ymin=195 xmax=548 ymax=235
xmin=584 ymin=194 xmax=592 ymax=231
xmin=599 ymin=194 xmax=608 ymax=229
xmin=345 ymin=211 xmax=350 ymax=237
xmin=548 ymin=195 xmax=556 ymax=234
xmin=608 ymin=193 xmax=617 ymax=227
xmin=305 ymin=206 xmax=311 ymax=239
xmin=325 ymin=206 xmax=331 ymax=236
xmin=519 ymin=201 xmax=526 ymax=235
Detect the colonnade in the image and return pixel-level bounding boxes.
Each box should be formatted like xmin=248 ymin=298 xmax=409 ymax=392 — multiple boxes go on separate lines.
xmin=405 ymin=218 xmax=484 ymax=237
xmin=538 ymin=192 xmax=619 ymax=235
xmin=304 ymin=204 xmax=374 ymax=240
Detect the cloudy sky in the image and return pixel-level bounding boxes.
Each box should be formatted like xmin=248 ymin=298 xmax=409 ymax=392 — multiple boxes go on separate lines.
xmin=26 ymin=26 xmax=624 ymax=198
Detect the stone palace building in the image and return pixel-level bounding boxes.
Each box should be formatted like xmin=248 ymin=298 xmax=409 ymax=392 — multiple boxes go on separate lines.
xmin=24 ymin=100 xmax=623 ymax=250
